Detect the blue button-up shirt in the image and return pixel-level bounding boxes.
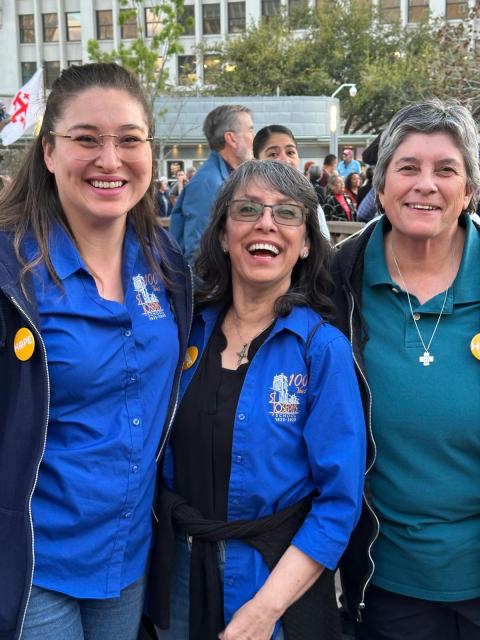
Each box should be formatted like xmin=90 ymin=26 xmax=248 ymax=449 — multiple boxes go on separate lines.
xmin=164 ymin=304 xmax=365 ymax=629
xmin=25 ymin=222 xmax=179 ymax=598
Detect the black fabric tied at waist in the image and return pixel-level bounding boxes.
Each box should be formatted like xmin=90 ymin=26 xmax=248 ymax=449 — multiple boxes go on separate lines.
xmin=147 ymin=487 xmax=341 ymax=640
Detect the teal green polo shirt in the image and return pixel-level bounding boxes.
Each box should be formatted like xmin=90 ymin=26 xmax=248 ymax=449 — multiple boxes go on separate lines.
xmin=362 ymin=215 xmax=480 ymax=601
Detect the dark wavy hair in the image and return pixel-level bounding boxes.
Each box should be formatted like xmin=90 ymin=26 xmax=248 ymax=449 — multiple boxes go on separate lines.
xmin=253 ymin=124 xmax=297 ymax=159
xmin=0 ymin=62 xmax=170 ymax=293
xmin=194 ymin=160 xmax=334 ymax=319
xmin=344 ymin=172 xmax=361 ymax=193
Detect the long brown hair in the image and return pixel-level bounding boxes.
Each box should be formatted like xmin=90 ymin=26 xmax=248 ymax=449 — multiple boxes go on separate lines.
xmin=0 ymin=63 xmax=170 ymax=293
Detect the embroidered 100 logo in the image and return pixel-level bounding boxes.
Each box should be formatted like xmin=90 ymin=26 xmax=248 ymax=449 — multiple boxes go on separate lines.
xmin=269 ymin=372 xmax=308 ymax=422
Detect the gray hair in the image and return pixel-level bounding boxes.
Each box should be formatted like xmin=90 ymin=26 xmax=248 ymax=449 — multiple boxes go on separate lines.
xmin=216 ymin=159 xmax=319 ymax=218
xmin=373 ymin=99 xmax=480 ymax=212
xmin=203 ymin=104 xmax=252 ymax=151
xmin=327 ymin=173 xmax=342 ymax=189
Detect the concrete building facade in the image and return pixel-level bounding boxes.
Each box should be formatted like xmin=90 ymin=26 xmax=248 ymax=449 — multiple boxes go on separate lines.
xmin=0 ymin=0 xmax=476 ymax=96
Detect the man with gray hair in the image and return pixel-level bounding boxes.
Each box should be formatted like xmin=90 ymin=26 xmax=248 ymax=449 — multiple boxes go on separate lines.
xmin=170 ymin=104 xmax=254 ymax=263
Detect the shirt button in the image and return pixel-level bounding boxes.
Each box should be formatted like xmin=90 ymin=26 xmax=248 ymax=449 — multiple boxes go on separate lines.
xmin=129 ymin=375 xmax=137 ymax=383
xmin=132 ymin=417 xmax=140 ymax=426
xmin=234 ymin=455 xmax=243 ymax=463
xmin=123 ymin=511 xmax=132 ymax=519
xmin=227 ymin=577 xmax=234 ymax=586
xmin=124 ymin=329 xmax=132 ymax=337
xmin=238 ymin=413 xmax=246 ymax=421
xmin=232 ymin=498 xmax=239 ymax=505
xmin=391 ymin=287 xmax=399 ymax=294
xmin=413 ymin=313 xmax=421 ymax=321
xmin=132 ymin=465 xmax=139 ymax=473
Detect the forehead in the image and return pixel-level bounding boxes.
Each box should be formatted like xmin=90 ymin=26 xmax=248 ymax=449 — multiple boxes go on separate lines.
xmin=57 ymin=88 xmax=148 ymax=130
xmin=233 ymin=177 xmax=295 ymax=200
xmin=264 ymin=132 xmax=296 ymax=149
xmin=390 ymin=131 xmax=464 ymax=163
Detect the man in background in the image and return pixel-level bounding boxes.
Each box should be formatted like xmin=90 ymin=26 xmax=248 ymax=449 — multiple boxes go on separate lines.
xmin=169 ymin=104 xmax=254 ymax=263
xmin=337 ymin=148 xmax=361 ymax=178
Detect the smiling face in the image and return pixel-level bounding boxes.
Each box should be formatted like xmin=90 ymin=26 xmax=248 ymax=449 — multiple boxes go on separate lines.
xmin=221 ymin=179 xmax=309 ymax=298
xmin=258 ymin=132 xmax=299 ymax=168
xmin=43 ymin=87 xmax=152 ymax=232
xmin=379 ymin=131 xmax=472 ymax=242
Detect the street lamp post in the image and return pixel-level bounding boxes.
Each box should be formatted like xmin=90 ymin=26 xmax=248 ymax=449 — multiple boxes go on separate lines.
xmin=329 ymin=83 xmax=357 ymax=157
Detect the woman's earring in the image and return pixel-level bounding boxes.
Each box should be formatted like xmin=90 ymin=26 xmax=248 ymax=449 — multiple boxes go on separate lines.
xmin=222 ymin=244 xmax=229 ymax=254
xmin=301 ymin=248 xmax=309 ymax=259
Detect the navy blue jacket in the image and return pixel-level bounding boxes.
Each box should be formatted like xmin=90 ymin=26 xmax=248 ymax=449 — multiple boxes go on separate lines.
xmin=169 ymin=150 xmax=230 ymax=263
xmin=0 ymin=227 xmax=192 ymax=640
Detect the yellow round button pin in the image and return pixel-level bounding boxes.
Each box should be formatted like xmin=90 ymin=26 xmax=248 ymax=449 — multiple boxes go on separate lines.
xmin=471 ymin=333 xmax=480 ymax=361
xmin=182 ymin=346 xmax=198 ymax=370
xmin=14 ymin=327 xmax=36 ymax=361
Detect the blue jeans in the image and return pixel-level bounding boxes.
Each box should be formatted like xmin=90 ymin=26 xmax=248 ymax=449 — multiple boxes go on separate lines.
xmin=21 ymin=575 xmax=145 ymax=640
xmin=156 ymin=537 xmax=285 ymax=640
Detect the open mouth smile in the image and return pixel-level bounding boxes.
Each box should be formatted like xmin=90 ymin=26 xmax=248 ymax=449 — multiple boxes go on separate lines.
xmin=247 ymin=243 xmax=280 ymax=257
xmin=89 ymin=180 xmax=126 ymax=189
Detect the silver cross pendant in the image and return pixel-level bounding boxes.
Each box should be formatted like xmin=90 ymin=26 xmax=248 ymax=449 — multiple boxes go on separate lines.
xmin=419 ymin=351 xmax=434 ymax=366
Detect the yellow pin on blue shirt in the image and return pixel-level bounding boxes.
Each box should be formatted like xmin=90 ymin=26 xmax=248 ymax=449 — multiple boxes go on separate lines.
xmin=470 ymin=333 xmax=480 ymax=361
xmin=182 ymin=346 xmax=198 ymax=370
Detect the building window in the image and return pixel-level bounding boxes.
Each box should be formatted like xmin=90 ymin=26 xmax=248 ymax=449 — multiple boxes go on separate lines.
xmin=179 ymin=5 xmax=195 ymax=35
xmin=408 ymin=0 xmax=429 ymax=22
xmin=288 ymin=0 xmax=308 ymax=26
xmin=66 ymin=12 xmax=81 ymax=41
xmin=446 ymin=0 xmax=468 ymax=19
xmin=378 ymin=0 xmax=401 ymax=21
xmin=120 ymin=10 xmax=138 ymax=39
xmin=96 ymin=10 xmax=114 ymax=40
xmin=203 ymin=53 xmax=221 ymax=84
xmin=44 ymin=61 xmax=60 ymax=89
xmin=261 ymin=0 xmax=281 ymax=21
xmin=202 ymin=4 xmax=220 ymax=35
xmin=178 ymin=55 xmax=197 ymax=85
xmin=228 ymin=2 xmax=246 ymax=32
xmin=145 ymin=8 xmax=162 ymax=37
xmin=43 ymin=13 xmax=59 ymax=42
xmin=21 ymin=61 xmax=37 ymax=84
xmin=19 ymin=15 xmax=35 ymax=44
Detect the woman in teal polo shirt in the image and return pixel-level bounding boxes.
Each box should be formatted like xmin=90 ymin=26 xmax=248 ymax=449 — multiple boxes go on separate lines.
xmin=333 ymin=99 xmax=480 ymax=639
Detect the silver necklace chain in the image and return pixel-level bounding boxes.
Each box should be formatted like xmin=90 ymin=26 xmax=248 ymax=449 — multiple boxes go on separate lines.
xmin=391 ymin=246 xmax=453 ymax=367
xmin=231 ymin=309 xmax=275 ymax=367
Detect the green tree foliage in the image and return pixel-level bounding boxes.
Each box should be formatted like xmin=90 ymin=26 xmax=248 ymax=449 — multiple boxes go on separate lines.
xmin=208 ymin=0 xmax=479 ymax=133
xmin=87 ymin=0 xmax=188 ymax=105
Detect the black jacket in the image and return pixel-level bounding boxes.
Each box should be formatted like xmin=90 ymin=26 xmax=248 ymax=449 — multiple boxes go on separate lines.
xmin=331 ymin=218 xmax=379 ymax=622
xmin=331 ymin=213 xmax=480 ymax=621
xmin=0 ymin=227 xmax=192 ymax=640
xmin=324 ymin=194 xmax=356 ymax=222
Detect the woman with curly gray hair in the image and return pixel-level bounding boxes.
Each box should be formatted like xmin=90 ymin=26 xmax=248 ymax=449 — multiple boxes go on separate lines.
xmin=333 ymin=99 xmax=480 ymax=639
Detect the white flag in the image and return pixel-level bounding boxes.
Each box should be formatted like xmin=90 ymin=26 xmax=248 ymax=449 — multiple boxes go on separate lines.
xmin=1 ymin=69 xmax=45 ymax=146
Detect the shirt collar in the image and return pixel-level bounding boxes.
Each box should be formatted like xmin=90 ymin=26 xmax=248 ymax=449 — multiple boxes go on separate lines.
xmin=452 ymin=214 xmax=480 ymax=303
xmin=363 ymin=215 xmax=393 ymax=288
xmin=363 ymin=213 xmax=480 ymax=304
xmin=41 ymin=221 xmax=86 ymax=281
xmin=197 ymin=303 xmax=317 ymax=345
xmin=25 ymin=220 xmax=139 ymax=285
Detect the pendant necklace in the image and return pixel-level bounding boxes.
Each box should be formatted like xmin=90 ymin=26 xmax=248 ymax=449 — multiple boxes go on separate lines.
xmin=231 ymin=309 xmax=275 ymax=367
xmin=391 ymin=246 xmax=452 ymax=367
